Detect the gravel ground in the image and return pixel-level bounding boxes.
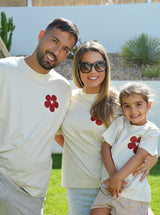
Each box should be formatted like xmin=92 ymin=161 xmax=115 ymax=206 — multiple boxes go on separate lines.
xmin=55 ymin=53 xmax=160 ymax=80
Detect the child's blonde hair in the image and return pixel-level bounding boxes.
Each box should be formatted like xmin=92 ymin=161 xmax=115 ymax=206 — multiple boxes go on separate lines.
xmin=119 ymin=82 xmax=152 ymax=106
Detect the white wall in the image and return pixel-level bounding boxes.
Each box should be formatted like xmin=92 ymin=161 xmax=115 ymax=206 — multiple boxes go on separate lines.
xmin=0 ymin=3 xmax=160 ymax=56
xmin=53 ymin=80 xmax=160 ymax=156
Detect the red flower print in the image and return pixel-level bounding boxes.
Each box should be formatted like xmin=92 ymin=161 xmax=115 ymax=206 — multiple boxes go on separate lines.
xmin=128 ymin=136 xmax=141 ymax=154
xmin=91 ymin=116 xmax=103 ymax=126
xmin=44 ymin=95 xmax=59 ymax=112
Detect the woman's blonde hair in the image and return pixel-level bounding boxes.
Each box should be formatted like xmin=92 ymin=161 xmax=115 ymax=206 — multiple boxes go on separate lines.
xmin=72 ymin=41 xmax=119 ymax=128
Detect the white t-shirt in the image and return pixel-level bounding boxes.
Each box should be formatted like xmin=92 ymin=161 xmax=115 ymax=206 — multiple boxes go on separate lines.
xmin=61 ymin=89 xmax=120 ymax=188
xmin=101 ymin=115 xmax=160 ymax=202
xmin=0 ymin=56 xmax=71 ymax=197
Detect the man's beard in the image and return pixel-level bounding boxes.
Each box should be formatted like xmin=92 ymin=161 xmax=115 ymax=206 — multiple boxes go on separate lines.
xmin=36 ymin=47 xmax=58 ymax=70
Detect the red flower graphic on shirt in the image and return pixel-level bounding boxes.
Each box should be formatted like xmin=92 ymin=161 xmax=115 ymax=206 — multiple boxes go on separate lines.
xmin=91 ymin=115 xmax=103 ymax=126
xmin=44 ymin=95 xmax=59 ymax=112
xmin=128 ymin=136 xmax=141 ymax=154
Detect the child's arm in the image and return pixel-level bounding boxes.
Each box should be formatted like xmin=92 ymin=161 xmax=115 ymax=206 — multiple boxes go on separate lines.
xmin=106 ymin=148 xmax=149 ymax=198
xmin=102 ymin=141 xmax=128 ymax=195
xmin=101 ymin=141 xmax=117 ymax=177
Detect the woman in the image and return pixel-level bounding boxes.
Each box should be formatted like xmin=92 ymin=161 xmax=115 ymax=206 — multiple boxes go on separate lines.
xmin=55 ymin=41 xmax=156 ymax=215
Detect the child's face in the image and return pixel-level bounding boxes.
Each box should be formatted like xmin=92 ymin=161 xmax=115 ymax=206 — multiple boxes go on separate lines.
xmin=121 ymin=93 xmax=152 ymax=126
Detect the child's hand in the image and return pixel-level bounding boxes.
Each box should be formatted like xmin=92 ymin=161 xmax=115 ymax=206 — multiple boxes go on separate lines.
xmin=104 ymin=176 xmax=121 ymax=198
xmin=103 ymin=178 xmax=127 ymax=196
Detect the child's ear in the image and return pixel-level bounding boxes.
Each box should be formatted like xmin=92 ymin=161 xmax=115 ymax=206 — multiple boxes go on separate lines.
xmin=148 ymin=101 xmax=152 ymax=111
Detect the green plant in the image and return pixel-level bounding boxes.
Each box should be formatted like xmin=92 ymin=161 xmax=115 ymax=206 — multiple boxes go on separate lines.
xmin=0 ymin=35 xmax=10 ymax=58
xmin=67 ymin=39 xmax=98 ymax=59
xmin=141 ymin=65 xmax=160 ymax=78
xmin=0 ymin=11 xmax=15 ymax=52
xmin=121 ymin=33 xmax=160 ymax=66
xmin=67 ymin=38 xmax=83 ymax=59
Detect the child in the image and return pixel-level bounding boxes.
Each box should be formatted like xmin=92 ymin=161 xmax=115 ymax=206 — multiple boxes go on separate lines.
xmin=90 ymin=82 xmax=160 ymax=215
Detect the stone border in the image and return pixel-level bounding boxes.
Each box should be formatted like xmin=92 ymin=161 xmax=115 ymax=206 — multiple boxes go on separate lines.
xmin=55 ymin=53 xmax=160 ymax=80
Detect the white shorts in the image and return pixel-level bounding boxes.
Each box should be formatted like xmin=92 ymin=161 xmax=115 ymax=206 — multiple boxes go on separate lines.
xmin=0 ymin=170 xmax=44 ymax=215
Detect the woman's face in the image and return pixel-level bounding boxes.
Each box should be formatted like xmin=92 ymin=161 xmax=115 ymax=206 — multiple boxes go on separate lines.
xmin=79 ymin=50 xmax=106 ymax=94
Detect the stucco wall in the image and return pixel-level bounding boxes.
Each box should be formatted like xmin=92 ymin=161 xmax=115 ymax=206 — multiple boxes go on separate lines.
xmin=0 ymin=3 xmax=160 ymax=56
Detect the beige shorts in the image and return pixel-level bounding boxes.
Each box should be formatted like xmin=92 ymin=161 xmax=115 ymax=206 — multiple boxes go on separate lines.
xmin=91 ymin=188 xmax=149 ymax=215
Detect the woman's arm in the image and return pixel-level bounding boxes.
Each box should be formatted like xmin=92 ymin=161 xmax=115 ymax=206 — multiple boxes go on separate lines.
xmin=55 ymin=135 xmax=64 ymax=147
xmin=133 ymin=154 xmax=158 ymax=181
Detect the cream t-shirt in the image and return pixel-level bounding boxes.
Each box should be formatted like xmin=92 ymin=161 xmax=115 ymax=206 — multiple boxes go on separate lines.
xmin=61 ymin=89 xmax=119 ymax=188
xmin=101 ymin=115 xmax=160 ymax=202
xmin=0 ymin=56 xmax=71 ymax=197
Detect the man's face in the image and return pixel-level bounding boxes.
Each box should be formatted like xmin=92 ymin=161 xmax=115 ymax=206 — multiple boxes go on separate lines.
xmin=36 ymin=28 xmax=76 ymax=70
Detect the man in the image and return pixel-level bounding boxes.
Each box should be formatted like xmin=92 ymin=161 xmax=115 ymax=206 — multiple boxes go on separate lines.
xmin=0 ymin=18 xmax=79 ymax=215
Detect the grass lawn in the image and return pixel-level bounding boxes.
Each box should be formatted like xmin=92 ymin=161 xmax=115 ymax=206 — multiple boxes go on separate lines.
xmin=44 ymin=154 xmax=160 ymax=215
xmin=149 ymin=158 xmax=160 ymax=215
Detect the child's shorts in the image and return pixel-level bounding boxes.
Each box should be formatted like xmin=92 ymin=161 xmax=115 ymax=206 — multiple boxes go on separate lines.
xmin=91 ymin=188 xmax=149 ymax=215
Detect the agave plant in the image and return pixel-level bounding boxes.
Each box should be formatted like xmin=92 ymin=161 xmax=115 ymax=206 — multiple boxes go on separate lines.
xmin=121 ymin=33 xmax=160 ymax=66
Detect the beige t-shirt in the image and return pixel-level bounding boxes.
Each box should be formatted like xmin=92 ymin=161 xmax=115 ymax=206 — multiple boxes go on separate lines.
xmin=101 ymin=115 xmax=160 ymax=202
xmin=61 ymin=89 xmax=119 ymax=188
xmin=0 ymin=56 xmax=71 ymax=197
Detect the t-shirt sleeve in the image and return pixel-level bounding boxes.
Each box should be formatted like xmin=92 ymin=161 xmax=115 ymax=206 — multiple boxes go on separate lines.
xmin=102 ymin=116 xmax=124 ymax=146
xmin=139 ymin=125 xmax=160 ymax=156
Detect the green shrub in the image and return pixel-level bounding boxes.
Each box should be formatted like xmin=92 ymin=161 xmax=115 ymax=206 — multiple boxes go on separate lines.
xmin=121 ymin=33 xmax=160 ymax=66
xmin=141 ymin=65 xmax=160 ymax=78
xmin=67 ymin=39 xmax=98 ymax=59
xmin=0 ymin=12 xmax=15 ymax=52
xmin=67 ymin=38 xmax=83 ymax=59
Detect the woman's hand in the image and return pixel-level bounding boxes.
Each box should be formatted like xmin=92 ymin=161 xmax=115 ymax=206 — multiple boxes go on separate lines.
xmin=55 ymin=135 xmax=64 ymax=147
xmin=133 ymin=154 xmax=158 ymax=181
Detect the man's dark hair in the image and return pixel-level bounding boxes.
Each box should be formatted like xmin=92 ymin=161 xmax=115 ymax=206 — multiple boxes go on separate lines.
xmin=45 ymin=17 xmax=79 ymax=45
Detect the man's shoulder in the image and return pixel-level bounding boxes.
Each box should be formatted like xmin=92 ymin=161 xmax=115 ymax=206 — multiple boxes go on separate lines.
xmin=50 ymin=70 xmax=71 ymax=93
xmin=0 ymin=56 xmax=21 ymax=68
xmin=72 ymin=88 xmax=79 ymax=95
xmin=51 ymin=69 xmax=69 ymax=83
